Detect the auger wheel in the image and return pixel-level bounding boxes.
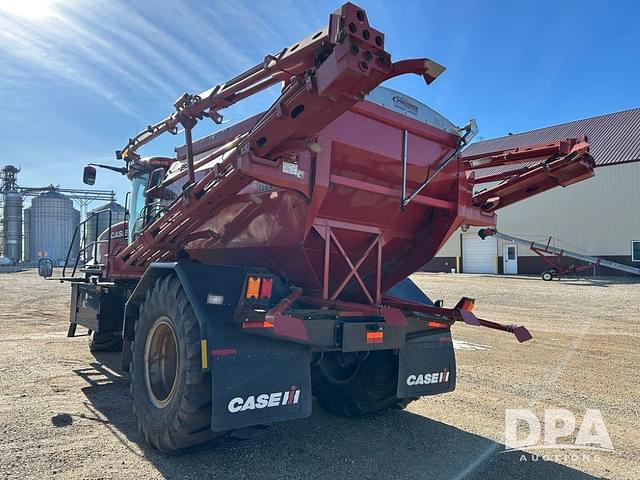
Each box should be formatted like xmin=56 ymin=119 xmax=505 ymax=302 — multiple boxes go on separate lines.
xmin=541 ymin=269 xmax=557 ymax=281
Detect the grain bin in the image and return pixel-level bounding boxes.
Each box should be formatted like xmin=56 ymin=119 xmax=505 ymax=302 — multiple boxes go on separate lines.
xmin=85 ymin=201 xmax=126 ymax=258
xmin=29 ymin=191 xmax=80 ymax=264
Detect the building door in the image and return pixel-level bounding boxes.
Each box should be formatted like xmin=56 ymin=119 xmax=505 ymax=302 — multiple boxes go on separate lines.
xmin=462 ymin=233 xmax=497 ymax=273
xmin=503 ymin=243 xmax=518 ymax=274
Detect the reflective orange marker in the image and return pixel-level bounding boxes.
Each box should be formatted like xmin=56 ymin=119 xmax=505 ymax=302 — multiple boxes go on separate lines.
xmin=242 ymin=320 xmax=275 ymax=329
xmin=428 ymin=321 xmax=449 ymax=329
xmin=460 ymin=298 xmax=475 ymax=311
xmin=246 ymin=276 xmax=261 ymax=299
xmin=366 ymin=331 xmax=384 ymax=344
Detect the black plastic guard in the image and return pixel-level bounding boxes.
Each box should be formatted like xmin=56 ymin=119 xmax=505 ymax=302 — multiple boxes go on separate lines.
xmin=385 ymin=277 xmax=434 ymax=305
xmin=396 ymin=331 xmax=456 ymax=398
xmin=71 ymin=283 xmax=126 ymax=333
xmin=211 ymin=349 xmax=312 ymax=432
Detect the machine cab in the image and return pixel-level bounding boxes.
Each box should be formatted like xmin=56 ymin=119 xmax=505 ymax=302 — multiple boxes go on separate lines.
xmin=127 ymin=158 xmax=179 ymax=242
xmin=83 ymin=157 xmax=175 ymax=245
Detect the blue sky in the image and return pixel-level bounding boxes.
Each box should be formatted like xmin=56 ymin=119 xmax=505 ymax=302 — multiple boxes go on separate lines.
xmin=1 ymin=0 xmax=638 ymax=204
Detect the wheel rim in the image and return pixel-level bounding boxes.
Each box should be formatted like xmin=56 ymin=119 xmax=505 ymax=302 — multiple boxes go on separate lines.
xmin=318 ymin=352 xmax=362 ymax=384
xmin=144 ymin=317 xmax=179 ymax=408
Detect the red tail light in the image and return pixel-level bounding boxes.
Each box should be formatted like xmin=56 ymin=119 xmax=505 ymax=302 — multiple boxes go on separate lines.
xmin=259 ymin=278 xmax=273 ymax=299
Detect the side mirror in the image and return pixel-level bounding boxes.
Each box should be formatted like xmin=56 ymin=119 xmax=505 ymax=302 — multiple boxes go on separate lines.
xmin=37 ymin=258 xmax=53 ymax=278
xmin=83 ymin=165 xmax=97 ymax=185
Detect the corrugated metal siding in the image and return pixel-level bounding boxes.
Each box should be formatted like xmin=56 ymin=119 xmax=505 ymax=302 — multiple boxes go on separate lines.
xmin=464 ymin=107 xmax=640 ymax=168
xmin=496 ymin=162 xmax=640 ymax=256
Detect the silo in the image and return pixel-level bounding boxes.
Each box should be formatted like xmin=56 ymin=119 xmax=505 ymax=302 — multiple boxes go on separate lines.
xmin=30 ymin=191 xmax=80 ymax=265
xmin=23 ymin=206 xmax=31 ymax=262
xmin=3 ymin=192 xmax=23 ymax=261
xmin=0 ymin=195 xmax=4 ymax=256
xmin=85 ymin=201 xmax=127 ymax=258
xmin=0 ymin=165 xmax=23 ymax=262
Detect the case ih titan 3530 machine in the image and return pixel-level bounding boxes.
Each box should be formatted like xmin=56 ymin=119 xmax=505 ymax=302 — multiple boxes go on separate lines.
xmin=39 ymin=3 xmax=596 ymax=453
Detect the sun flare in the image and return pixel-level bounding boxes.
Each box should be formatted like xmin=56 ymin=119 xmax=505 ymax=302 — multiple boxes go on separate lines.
xmin=0 ymin=0 xmax=56 ymax=20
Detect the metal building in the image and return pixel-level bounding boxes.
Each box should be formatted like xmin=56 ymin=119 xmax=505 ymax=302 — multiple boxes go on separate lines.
xmin=28 ymin=191 xmax=80 ymax=265
xmin=85 ymin=201 xmax=127 ymax=257
xmin=0 ymin=165 xmax=23 ymax=262
xmin=427 ymin=107 xmax=640 ymax=275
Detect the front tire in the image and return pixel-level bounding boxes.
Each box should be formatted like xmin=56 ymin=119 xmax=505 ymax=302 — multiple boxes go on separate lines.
xmin=130 ymin=275 xmax=219 ymax=453
xmin=311 ymin=350 xmax=408 ymax=417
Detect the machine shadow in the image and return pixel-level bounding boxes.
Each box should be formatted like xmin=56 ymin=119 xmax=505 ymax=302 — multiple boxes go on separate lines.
xmin=471 ymin=274 xmax=637 ymax=287
xmin=560 ymin=276 xmax=639 ymax=287
xmin=69 ymin=353 xmax=608 ymax=480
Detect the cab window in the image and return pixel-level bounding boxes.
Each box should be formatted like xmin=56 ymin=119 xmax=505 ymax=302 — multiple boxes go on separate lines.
xmin=129 ymin=173 xmax=149 ymax=243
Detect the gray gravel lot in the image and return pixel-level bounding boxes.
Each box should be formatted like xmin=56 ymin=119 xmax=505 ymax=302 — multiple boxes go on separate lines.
xmin=0 ymin=270 xmax=638 ymax=479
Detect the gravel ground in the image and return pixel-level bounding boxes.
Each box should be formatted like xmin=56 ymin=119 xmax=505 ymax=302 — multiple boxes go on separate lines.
xmin=0 ymin=270 xmax=638 ymax=479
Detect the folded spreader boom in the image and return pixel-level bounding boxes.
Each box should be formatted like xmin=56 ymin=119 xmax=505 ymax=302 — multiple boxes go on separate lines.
xmin=465 ymin=137 xmax=595 ymax=211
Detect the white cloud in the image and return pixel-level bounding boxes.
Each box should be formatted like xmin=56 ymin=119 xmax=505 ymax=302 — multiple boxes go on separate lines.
xmin=0 ymin=0 xmax=260 ymax=118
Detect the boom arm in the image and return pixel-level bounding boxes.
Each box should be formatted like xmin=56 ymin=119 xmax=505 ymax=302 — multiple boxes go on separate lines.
xmin=118 ymin=3 xmax=445 ymax=179
xmin=464 ymin=138 xmax=596 ymax=211
xmin=109 ymin=3 xmax=447 ymax=277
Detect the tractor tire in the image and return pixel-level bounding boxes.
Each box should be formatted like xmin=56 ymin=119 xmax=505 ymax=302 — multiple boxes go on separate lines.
xmin=130 ymin=275 xmax=220 ymax=453
xmin=89 ymin=331 xmax=123 ymax=352
xmin=311 ymin=350 xmax=409 ymax=417
xmin=541 ymin=270 xmax=554 ymax=281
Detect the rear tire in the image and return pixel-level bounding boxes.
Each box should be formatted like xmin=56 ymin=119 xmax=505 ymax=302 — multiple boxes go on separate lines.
xmin=89 ymin=331 xmax=123 ymax=352
xmin=542 ymin=270 xmax=554 ymax=281
xmin=311 ymin=350 xmax=409 ymax=417
xmin=130 ymin=275 xmax=220 ymax=453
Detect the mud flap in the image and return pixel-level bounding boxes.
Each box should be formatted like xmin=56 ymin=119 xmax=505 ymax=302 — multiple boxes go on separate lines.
xmin=396 ymin=331 xmax=456 ymax=398
xmin=210 ymin=349 xmax=312 ymax=432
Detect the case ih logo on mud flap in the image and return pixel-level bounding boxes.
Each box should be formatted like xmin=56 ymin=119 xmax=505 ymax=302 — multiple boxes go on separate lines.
xmin=397 ymin=333 xmax=456 ymax=398
xmin=211 ymin=351 xmax=312 ymax=431
xmin=406 ymin=369 xmax=450 ymax=386
xmin=227 ymin=386 xmax=301 ymax=413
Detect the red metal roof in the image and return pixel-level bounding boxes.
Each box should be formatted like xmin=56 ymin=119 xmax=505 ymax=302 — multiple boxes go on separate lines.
xmin=464 ymin=107 xmax=640 ymax=169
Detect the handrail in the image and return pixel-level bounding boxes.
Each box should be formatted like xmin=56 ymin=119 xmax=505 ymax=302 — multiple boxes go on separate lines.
xmin=62 ymin=208 xmax=113 ymax=278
